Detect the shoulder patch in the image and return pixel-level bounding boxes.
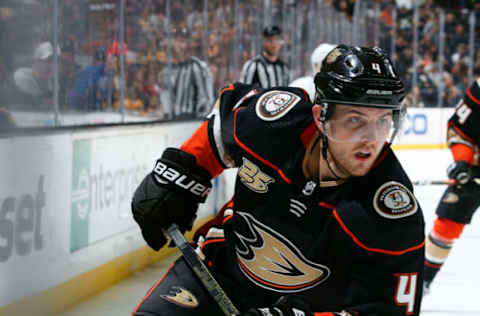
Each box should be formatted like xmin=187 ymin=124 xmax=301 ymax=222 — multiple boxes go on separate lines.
xmin=373 ymin=181 xmax=418 ymax=219
xmin=255 ymin=90 xmax=301 ymax=121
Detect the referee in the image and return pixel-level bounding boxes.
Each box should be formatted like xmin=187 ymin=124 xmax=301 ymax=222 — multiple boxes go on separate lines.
xmin=161 ymin=27 xmax=215 ymax=119
xmin=240 ymin=25 xmax=290 ymax=89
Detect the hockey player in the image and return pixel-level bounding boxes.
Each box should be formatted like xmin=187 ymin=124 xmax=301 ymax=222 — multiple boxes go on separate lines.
xmin=423 ymin=78 xmax=480 ymax=294
xmin=131 ymin=45 xmax=425 ymax=316
xmin=240 ymin=25 xmax=290 ymax=88
xmin=289 ymin=43 xmax=335 ymax=101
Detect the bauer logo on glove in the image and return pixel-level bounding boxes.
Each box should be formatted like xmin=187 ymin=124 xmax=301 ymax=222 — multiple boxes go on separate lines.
xmin=153 ymin=160 xmax=211 ymax=198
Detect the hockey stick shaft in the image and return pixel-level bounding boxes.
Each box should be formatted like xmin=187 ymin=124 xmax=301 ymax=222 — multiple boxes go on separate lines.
xmin=412 ymin=178 xmax=480 ymax=186
xmin=412 ymin=179 xmax=457 ymax=186
xmin=165 ymin=224 xmax=239 ymax=316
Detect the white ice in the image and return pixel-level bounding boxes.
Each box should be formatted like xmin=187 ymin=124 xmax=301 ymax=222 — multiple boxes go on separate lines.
xmin=59 ymin=149 xmax=480 ymax=316
xmin=398 ymin=149 xmax=480 ymax=316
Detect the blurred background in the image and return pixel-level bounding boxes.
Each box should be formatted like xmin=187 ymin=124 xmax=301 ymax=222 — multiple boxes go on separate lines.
xmin=0 ymin=0 xmax=478 ymax=130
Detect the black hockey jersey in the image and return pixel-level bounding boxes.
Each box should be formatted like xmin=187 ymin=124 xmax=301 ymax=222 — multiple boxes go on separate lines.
xmin=447 ymin=78 xmax=480 ymax=166
xmin=193 ymin=83 xmax=425 ymax=316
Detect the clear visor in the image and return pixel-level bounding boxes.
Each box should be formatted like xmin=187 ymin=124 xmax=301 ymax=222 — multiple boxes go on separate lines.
xmin=321 ymin=104 xmax=400 ymax=143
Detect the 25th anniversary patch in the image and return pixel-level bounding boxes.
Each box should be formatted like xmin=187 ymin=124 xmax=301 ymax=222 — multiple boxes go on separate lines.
xmin=255 ymin=90 xmax=301 ymax=121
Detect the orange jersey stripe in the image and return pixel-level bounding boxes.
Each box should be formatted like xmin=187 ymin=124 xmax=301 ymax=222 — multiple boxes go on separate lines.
xmin=233 ymin=109 xmax=292 ymax=184
xmin=467 ymin=87 xmax=480 ymax=104
xmin=371 ymin=144 xmax=389 ymax=169
xmin=181 ymin=121 xmax=224 ymax=178
xmin=200 ymin=238 xmax=226 ymax=251
xmin=319 ymin=201 xmax=336 ymax=209
xmin=449 ymin=122 xmax=475 ymax=144
xmin=333 ymin=210 xmax=424 ymax=255
xmin=424 ymin=260 xmax=442 ymax=269
xmin=219 ymin=83 xmax=235 ymax=96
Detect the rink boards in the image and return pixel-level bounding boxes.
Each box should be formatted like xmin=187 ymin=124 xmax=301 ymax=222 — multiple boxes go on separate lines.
xmin=0 ymin=107 xmax=456 ymax=315
xmin=0 ymin=121 xmax=235 ymax=315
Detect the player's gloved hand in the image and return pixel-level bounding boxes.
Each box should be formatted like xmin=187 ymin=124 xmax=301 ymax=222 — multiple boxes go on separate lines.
xmin=239 ymin=297 xmax=314 ymax=316
xmin=447 ymin=161 xmax=472 ymax=185
xmin=131 ymin=148 xmax=212 ymax=251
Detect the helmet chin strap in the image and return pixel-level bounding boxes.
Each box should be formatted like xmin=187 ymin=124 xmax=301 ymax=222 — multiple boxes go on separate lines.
xmin=320 ymin=131 xmax=349 ymax=181
xmin=318 ymin=102 xmax=351 ymax=181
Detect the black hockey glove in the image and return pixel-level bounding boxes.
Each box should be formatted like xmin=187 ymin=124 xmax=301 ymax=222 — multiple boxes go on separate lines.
xmin=131 ymin=148 xmax=212 ymax=251
xmin=240 ymin=297 xmax=314 ymax=316
xmin=447 ymin=161 xmax=472 ymax=185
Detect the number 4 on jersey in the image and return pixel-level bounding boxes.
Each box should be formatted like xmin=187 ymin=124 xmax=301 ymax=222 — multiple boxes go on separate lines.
xmin=455 ymin=102 xmax=472 ymax=124
xmin=394 ymin=273 xmax=417 ymax=315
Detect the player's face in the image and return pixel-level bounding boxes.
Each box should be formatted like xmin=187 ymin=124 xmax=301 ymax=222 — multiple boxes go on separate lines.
xmin=318 ymin=104 xmax=392 ymax=177
xmin=173 ymin=37 xmax=188 ymax=59
xmin=263 ymin=35 xmax=283 ymax=57
xmin=35 ymin=59 xmax=54 ymax=79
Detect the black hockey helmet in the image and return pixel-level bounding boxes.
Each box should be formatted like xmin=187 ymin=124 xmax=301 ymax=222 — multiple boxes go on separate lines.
xmin=263 ymin=25 xmax=282 ymax=37
xmin=314 ymin=45 xmax=406 ymax=145
xmin=314 ymin=45 xmax=405 ymax=120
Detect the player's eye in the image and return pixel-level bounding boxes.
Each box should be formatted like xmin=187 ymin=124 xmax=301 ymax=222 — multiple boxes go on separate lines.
xmin=345 ymin=116 xmax=365 ymax=128
xmin=376 ymin=116 xmax=392 ymax=130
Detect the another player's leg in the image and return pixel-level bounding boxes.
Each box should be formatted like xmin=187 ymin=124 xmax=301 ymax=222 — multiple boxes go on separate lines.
xmin=424 ymin=184 xmax=480 ymax=294
xmin=424 ymin=217 xmax=464 ymax=294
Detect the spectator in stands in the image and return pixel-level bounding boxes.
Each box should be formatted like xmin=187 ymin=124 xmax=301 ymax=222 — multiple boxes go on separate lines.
xmin=143 ymin=68 xmax=163 ymax=115
xmin=451 ymin=43 xmax=468 ymax=66
xmin=240 ymin=25 xmax=290 ymax=88
xmin=442 ymin=73 xmax=462 ymax=107
xmin=59 ymin=38 xmax=81 ymax=109
xmin=474 ymin=51 xmax=480 ymax=77
xmin=97 ymin=53 xmax=118 ymax=110
xmin=395 ymin=45 xmax=413 ymax=80
xmin=418 ymin=66 xmax=439 ymax=107
xmin=448 ymin=23 xmax=468 ymax=57
xmin=443 ymin=12 xmax=457 ymax=35
xmin=113 ymin=65 xmax=143 ymax=112
xmin=6 ymin=41 xmax=59 ymax=111
xmin=158 ymin=27 xmax=215 ymax=119
xmin=68 ymin=47 xmax=108 ymax=111
xmin=450 ymin=60 xmax=469 ymax=93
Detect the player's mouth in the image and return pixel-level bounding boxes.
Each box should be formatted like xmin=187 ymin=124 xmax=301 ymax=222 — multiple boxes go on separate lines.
xmin=354 ymin=151 xmax=371 ymax=160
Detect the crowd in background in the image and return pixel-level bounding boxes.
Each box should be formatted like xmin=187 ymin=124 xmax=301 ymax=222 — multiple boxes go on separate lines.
xmin=1 ymin=0 xmax=480 ymax=129
xmin=335 ymin=0 xmax=480 ymax=107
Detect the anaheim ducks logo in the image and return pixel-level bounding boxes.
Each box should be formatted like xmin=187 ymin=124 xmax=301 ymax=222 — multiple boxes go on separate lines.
xmin=373 ymin=181 xmax=418 ymax=219
xmin=161 ymin=286 xmax=199 ymax=308
xmin=234 ymin=212 xmax=330 ymax=293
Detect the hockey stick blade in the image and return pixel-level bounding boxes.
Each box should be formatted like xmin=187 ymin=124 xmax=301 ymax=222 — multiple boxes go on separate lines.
xmin=165 ymin=224 xmax=240 ymax=316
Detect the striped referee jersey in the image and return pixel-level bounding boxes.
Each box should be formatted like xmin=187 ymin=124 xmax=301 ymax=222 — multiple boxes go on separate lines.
xmin=165 ymin=56 xmax=215 ymax=118
xmin=240 ymin=54 xmax=290 ymax=89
